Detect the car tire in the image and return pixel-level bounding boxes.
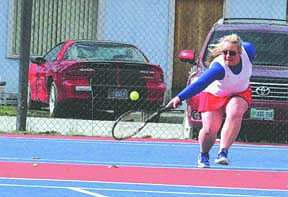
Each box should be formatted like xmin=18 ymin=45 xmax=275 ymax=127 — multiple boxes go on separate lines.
xmin=49 ymin=82 xmax=63 ymax=117
xmin=27 ymin=85 xmax=41 ymax=110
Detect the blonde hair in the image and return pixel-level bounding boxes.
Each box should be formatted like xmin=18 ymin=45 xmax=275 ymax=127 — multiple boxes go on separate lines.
xmin=206 ymin=34 xmax=243 ymax=65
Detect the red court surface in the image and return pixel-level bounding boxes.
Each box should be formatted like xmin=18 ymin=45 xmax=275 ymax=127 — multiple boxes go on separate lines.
xmin=0 ymin=161 xmax=288 ymax=190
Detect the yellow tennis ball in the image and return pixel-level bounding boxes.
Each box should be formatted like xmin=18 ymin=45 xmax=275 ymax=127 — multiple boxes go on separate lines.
xmin=130 ymin=91 xmax=139 ymax=101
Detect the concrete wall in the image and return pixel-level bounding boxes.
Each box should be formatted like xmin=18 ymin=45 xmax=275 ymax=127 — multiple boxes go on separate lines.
xmin=224 ymin=0 xmax=287 ymax=20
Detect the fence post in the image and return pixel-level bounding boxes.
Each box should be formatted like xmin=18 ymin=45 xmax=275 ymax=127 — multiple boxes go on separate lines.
xmin=16 ymin=0 xmax=33 ymax=131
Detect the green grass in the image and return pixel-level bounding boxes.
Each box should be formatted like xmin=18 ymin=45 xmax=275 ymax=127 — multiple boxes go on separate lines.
xmin=0 ymin=106 xmax=49 ymax=117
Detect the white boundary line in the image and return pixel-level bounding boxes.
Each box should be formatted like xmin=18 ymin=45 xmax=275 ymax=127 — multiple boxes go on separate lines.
xmin=1 ymin=177 xmax=288 ymax=193
xmin=0 ymin=182 xmax=281 ymax=197
xmin=69 ymin=187 xmax=108 ymax=197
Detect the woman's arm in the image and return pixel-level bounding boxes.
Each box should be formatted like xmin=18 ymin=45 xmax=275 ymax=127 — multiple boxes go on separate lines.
xmin=242 ymin=41 xmax=256 ymax=63
xmin=177 ymin=62 xmax=225 ymax=101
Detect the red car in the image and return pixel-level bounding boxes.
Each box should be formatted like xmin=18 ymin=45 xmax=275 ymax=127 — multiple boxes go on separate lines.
xmin=28 ymin=40 xmax=166 ymax=118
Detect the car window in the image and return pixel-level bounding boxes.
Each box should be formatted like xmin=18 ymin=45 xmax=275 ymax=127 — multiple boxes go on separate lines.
xmin=63 ymin=45 xmax=80 ymax=60
xmin=44 ymin=44 xmax=64 ymax=61
xmin=204 ymin=30 xmax=288 ymax=67
xmin=65 ymin=43 xmax=148 ymax=63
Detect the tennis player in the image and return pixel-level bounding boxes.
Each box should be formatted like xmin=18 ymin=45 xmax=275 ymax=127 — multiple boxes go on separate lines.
xmin=167 ymin=34 xmax=255 ymax=168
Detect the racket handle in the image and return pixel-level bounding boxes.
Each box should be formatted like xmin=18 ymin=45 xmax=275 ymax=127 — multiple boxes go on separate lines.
xmin=160 ymin=101 xmax=182 ymax=113
xmin=159 ymin=106 xmax=173 ymax=113
xmin=146 ymin=102 xmax=182 ymax=123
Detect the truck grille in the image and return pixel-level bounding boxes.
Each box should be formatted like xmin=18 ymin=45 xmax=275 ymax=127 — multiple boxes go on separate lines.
xmin=250 ymin=77 xmax=288 ymax=101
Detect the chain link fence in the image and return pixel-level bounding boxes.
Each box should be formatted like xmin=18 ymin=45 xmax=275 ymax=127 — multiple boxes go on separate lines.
xmin=0 ymin=0 xmax=288 ymax=143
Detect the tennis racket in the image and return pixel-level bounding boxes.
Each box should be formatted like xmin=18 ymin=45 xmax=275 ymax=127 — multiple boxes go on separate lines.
xmin=112 ymin=105 xmax=178 ymax=140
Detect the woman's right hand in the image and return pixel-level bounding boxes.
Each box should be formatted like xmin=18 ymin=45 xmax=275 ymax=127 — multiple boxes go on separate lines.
xmin=166 ymin=96 xmax=181 ymax=109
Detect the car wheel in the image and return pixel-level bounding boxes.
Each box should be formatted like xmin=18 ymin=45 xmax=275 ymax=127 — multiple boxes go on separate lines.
xmin=27 ymin=85 xmax=41 ymax=110
xmin=49 ymin=82 xmax=63 ymax=117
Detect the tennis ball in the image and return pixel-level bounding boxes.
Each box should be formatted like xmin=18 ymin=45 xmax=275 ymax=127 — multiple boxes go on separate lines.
xmin=130 ymin=91 xmax=139 ymax=101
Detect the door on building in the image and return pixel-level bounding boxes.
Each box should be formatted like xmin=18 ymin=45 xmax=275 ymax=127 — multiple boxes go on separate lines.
xmin=173 ymin=0 xmax=223 ymax=96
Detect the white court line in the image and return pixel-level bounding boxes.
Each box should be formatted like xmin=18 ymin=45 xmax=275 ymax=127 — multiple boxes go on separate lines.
xmin=69 ymin=187 xmax=108 ymax=197
xmin=69 ymin=186 xmax=279 ymax=197
xmin=1 ymin=176 xmax=286 ymax=192
xmin=0 ymin=183 xmax=279 ymax=197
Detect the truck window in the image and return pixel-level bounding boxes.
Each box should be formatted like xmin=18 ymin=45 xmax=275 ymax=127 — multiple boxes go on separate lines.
xmin=204 ymin=31 xmax=288 ymax=67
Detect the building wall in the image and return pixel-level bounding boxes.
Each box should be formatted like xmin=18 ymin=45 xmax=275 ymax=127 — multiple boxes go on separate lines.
xmin=224 ymin=0 xmax=287 ymax=20
xmin=97 ymin=0 xmax=174 ymax=100
xmin=0 ymin=0 xmax=20 ymax=93
xmin=98 ymin=0 xmax=172 ymax=85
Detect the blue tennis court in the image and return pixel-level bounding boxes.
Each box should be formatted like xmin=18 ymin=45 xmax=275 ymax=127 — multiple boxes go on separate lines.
xmin=0 ymin=135 xmax=287 ymax=196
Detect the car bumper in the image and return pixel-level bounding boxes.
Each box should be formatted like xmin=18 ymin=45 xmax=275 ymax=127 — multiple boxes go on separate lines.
xmin=55 ymin=80 xmax=166 ymax=110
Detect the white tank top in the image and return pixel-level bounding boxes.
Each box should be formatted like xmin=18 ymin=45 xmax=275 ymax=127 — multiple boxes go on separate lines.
xmin=203 ymin=48 xmax=252 ymax=97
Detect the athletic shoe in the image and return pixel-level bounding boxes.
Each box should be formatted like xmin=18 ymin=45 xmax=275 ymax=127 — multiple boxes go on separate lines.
xmin=197 ymin=152 xmax=210 ymax=168
xmin=215 ymin=148 xmax=229 ymax=165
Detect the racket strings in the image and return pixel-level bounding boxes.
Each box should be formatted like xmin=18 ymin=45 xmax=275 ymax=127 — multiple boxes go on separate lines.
xmin=112 ymin=105 xmax=180 ymax=140
xmin=112 ymin=111 xmax=151 ymax=139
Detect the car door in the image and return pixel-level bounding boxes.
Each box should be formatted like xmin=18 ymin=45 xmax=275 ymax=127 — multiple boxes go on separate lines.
xmin=37 ymin=44 xmax=64 ymax=102
xmin=29 ymin=60 xmax=42 ymax=101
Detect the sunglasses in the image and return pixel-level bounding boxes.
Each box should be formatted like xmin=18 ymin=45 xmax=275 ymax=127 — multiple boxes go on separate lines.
xmin=222 ymin=50 xmax=237 ymax=56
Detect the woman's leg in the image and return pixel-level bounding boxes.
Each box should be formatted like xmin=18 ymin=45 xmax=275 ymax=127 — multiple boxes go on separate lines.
xmin=199 ymin=109 xmax=223 ymax=153
xmin=197 ymin=109 xmax=223 ymax=167
xmin=220 ymin=96 xmax=248 ymax=150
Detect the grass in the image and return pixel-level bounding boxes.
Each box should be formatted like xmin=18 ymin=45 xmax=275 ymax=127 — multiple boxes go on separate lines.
xmin=0 ymin=106 xmax=49 ymax=117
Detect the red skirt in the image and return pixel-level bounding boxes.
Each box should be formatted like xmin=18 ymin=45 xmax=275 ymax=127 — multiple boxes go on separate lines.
xmin=198 ymin=85 xmax=252 ymax=112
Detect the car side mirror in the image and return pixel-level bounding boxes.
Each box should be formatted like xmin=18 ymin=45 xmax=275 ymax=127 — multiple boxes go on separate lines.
xmin=178 ymin=50 xmax=195 ymax=64
xmin=30 ymin=57 xmax=47 ymax=64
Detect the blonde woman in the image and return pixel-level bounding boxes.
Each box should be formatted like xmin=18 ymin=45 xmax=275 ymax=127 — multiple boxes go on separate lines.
xmin=167 ymin=34 xmax=255 ymax=168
